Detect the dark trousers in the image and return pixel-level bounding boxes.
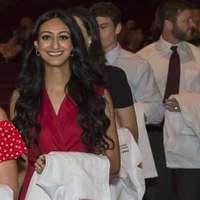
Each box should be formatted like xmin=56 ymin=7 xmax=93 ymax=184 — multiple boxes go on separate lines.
xmin=143 ymin=127 xmax=174 ymax=200
xmin=143 ymin=126 xmax=200 ymax=200
xmin=173 ymin=168 xmax=200 ymax=200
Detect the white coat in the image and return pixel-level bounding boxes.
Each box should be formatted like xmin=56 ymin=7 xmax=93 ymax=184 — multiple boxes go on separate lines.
xmin=0 ymin=184 xmax=13 ymax=200
xmin=110 ymin=127 xmax=145 ymax=200
xmin=25 ymin=152 xmax=111 ymax=200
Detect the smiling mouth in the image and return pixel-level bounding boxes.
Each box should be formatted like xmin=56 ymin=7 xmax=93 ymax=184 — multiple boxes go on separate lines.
xmin=48 ymin=51 xmax=63 ymax=56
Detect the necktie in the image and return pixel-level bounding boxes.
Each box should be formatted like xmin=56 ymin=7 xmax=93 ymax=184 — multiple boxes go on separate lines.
xmin=163 ymin=46 xmax=180 ymax=101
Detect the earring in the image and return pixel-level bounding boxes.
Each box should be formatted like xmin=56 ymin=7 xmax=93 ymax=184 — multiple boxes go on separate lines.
xmin=35 ymin=50 xmax=40 ymax=56
xmin=70 ymin=50 xmax=74 ymax=57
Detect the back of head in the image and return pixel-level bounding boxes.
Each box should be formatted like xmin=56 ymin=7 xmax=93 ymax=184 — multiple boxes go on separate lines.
xmin=67 ymin=6 xmax=106 ymax=74
xmin=19 ymin=16 xmax=33 ymax=29
xmin=126 ymin=19 xmax=136 ymax=30
xmin=90 ymin=1 xmax=122 ymax=27
xmin=155 ymin=0 xmax=189 ymax=31
xmin=68 ymin=6 xmax=100 ymax=44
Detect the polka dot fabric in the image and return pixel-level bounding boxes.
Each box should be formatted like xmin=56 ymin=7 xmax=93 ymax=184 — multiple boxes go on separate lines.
xmin=0 ymin=120 xmax=27 ymax=162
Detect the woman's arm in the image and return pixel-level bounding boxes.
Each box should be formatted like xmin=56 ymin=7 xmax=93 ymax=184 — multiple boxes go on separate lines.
xmin=115 ymin=105 xmax=138 ymax=142
xmin=0 ymin=160 xmax=19 ymax=200
xmin=103 ymin=89 xmax=120 ymax=175
xmin=9 ymin=90 xmax=19 ymax=120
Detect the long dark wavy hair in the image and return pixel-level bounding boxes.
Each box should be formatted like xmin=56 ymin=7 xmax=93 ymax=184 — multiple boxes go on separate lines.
xmin=12 ymin=9 xmax=114 ymax=154
xmin=67 ymin=6 xmax=106 ymax=75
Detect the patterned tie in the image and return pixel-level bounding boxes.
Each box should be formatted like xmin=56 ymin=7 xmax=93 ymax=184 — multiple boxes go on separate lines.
xmin=163 ymin=46 xmax=180 ymax=101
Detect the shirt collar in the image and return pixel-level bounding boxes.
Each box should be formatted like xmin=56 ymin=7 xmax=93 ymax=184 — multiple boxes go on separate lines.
xmin=105 ymin=43 xmax=121 ymax=65
xmin=157 ymin=36 xmax=186 ymax=55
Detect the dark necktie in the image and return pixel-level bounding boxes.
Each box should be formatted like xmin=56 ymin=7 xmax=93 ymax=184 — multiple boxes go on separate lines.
xmin=163 ymin=46 xmax=180 ymax=101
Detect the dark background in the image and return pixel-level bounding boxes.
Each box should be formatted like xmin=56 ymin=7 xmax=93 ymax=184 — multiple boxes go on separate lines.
xmin=0 ymin=0 xmax=200 ymax=41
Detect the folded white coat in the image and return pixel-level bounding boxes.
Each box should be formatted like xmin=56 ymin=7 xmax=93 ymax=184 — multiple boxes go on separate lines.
xmin=110 ymin=127 xmax=145 ymax=200
xmin=134 ymin=103 xmax=158 ymax=178
xmin=0 ymin=184 xmax=13 ymax=200
xmin=164 ymin=93 xmax=200 ymax=168
xmin=26 ymin=128 xmax=145 ymax=200
xmin=25 ymin=152 xmax=111 ymax=200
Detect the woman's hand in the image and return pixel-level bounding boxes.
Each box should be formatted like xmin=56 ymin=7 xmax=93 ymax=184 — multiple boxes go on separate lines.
xmin=34 ymin=155 xmax=46 ymax=174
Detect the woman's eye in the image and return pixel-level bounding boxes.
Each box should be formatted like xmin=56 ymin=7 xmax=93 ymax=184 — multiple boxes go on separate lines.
xmin=59 ymin=35 xmax=70 ymax=40
xmin=41 ymin=35 xmax=51 ymax=40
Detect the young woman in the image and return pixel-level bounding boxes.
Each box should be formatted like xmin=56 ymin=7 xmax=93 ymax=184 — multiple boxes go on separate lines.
xmin=0 ymin=107 xmax=27 ymax=200
xmin=67 ymin=6 xmax=138 ymax=140
xmin=10 ymin=9 xmax=120 ymax=199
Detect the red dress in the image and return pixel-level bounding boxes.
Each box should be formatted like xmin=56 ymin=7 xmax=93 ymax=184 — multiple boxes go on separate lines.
xmin=0 ymin=120 xmax=27 ymax=162
xmin=20 ymin=90 xmax=96 ymax=199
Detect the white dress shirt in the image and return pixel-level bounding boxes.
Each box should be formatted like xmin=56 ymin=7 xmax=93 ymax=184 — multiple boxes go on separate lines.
xmin=137 ymin=37 xmax=200 ymax=168
xmin=105 ymin=43 xmax=164 ymax=125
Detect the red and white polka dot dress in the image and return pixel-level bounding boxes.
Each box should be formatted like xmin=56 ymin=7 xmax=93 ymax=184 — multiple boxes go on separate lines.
xmin=0 ymin=120 xmax=27 ymax=162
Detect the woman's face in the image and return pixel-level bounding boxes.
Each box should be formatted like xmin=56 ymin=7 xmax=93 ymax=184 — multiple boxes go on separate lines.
xmin=34 ymin=17 xmax=73 ymax=67
xmin=74 ymin=16 xmax=91 ymax=47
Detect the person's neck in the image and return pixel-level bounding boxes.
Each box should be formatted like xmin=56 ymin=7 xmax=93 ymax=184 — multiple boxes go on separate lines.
xmin=104 ymin=41 xmax=118 ymax=54
xmin=45 ymin=66 xmax=70 ymax=92
xmin=162 ymin=33 xmax=180 ymax=45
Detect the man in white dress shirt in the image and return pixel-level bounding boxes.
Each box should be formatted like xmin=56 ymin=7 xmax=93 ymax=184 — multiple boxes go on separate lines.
xmin=90 ymin=2 xmax=165 ymax=199
xmin=90 ymin=2 xmax=164 ymax=126
xmin=137 ymin=1 xmax=200 ymax=200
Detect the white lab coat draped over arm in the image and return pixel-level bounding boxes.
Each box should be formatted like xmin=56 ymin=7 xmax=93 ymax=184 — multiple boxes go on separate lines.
xmin=174 ymin=93 xmax=200 ymax=140
xmin=25 ymin=152 xmax=111 ymax=200
xmin=134 ymin=103 xmax=158 ymax=178
xmin=110 ymin=127 xmax=145 ymax=200
xmin=164 ymin=93 xmax=200 ymax=168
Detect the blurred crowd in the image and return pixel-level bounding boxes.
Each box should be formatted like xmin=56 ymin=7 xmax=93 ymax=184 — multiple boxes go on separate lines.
xmin=0 ymin=4 xmax=200 ymax=63
xmin=0 ymin=16 xmax=33 ymax=63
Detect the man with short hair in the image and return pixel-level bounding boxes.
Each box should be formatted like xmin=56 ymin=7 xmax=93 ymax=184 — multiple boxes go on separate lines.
xmin=90 ymin=1 xmax=164 ymax=129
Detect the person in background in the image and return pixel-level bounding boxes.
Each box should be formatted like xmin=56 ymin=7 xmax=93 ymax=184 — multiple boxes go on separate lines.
xmin=10 ymin=9 xmax=120 ymax=200
xmin=121 ymin=29 xmax=145 ymax=53
xmin=0 ymin=16 xmax=33 ymax=63
xmin=67 ymin=6 xmax=138 ymax=141
xmin=0 ymin=107 xmax=27 ymax=200
xmin=142 ymin=20 xmax=161 ymax=47
xmin=90 ymin=1 xmax=164 ymax=131
xmin=137 ymin=1 xmax=200 ymax=200
xmin=90 ymin=1 xmax=164 ymax=187
xmin=189 ymin=6 xmax=200 ymax=47
xmin=119 ymin=19 xmax=145 ymax=53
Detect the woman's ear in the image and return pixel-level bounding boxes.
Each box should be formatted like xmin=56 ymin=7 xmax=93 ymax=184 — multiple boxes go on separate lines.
xmin=34 ymin=41 xmax=38 ymax=49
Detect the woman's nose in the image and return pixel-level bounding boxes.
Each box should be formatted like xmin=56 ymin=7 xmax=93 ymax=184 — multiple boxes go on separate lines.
xmin=51 ymin=37 xmax=59 ymax=49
